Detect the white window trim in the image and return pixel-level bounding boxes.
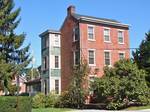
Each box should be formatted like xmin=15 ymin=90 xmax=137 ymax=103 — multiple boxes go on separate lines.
xmin=73 ymin=27 xmax=79 ymax=42
xmin=87 ymin=25 xmax=95 ymax=41
xmin=118 ymin=30 xmax=124 ymax=44
xmin=118 ymin=51 xmax=125 ymax=59
xmin=88 ymin=49 xmax=96 ymax=66
xmin=54 ymin=55 xmax=60 ymax=69
xmin=54 ymin=35 xmax=60 ymax=47
xmin=73 ymin=50 xmax=79 ymax=66
xmin=104 ymin=50 xmax=112 ymax=66
xmin=103 ymin=27 xmax=111 ymax=43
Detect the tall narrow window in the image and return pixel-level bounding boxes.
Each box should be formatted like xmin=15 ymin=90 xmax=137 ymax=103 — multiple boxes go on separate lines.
xmin=104 ymin=29 xmax=110 ymax=42
xmin=73 ymin=27 xmax=79 ymax=41
xmin=54 ymin=35 xmax=59 ymax=46
xmin=55 ymin=56 xmax=59 ymax=68
xmin=45 ymin=37 xmax=49 ymax=48
xmin=88 ymin=50 xmax=95 ymax=65
xmin=43 ymin=56 xmax=48 ymax=70
xmin=104 ymin=51 xmax=111 ymax=66
xmin=88 ymin=26 xmax=94 ymax=40
xmin=118 ymin=31 xmax=124 ymax=44
xmin=55 ymin=80 xmax=59 ymax=94
xmin=119 ymin=52 xmax=125 ymax=60
xmin=74 ymin=51 xmax=80 ymax=65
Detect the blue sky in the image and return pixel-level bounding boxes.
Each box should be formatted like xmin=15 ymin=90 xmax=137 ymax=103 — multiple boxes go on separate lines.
xmin=14 ymin=0 xmax=150 ymax=67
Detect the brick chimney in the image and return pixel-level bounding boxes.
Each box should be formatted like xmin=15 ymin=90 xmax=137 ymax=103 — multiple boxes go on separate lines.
xmin=67 ymin=5 xmax=75 ymax=16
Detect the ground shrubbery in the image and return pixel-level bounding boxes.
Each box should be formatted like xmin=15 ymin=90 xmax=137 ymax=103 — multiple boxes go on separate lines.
xmin=32 ymin=92 xmax=59 ymax=108
xmin=0 ymin=96 xmax=31 ymax=112
xmin=91 ymin=59 xmax=150 ymax=110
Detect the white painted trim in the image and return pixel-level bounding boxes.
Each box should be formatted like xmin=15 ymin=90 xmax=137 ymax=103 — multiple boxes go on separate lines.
xmin=88 ymin=49 xmax=96 ymax=66
xmin=54 ymin=55 xmax=60 ymax=69
xmin=104 ymin=50 xmax=111 ymax=66
xmin=118 ymin=51 xmax=125 ymax=59
xmin=87 ymin=25 xmax=95 ymax=41
xmin=103 ymin=28 xmax=111 ymax=43
xmin=118 ymin=30 xmax=124 ymax=44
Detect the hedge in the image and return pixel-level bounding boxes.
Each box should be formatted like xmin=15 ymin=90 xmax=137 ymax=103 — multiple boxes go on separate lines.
xmin=0 ymin=96 xmax=32 ymax=112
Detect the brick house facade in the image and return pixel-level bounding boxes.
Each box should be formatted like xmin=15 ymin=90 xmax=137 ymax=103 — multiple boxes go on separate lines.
xmin=60 ymin=6 xmax=130 ymax=91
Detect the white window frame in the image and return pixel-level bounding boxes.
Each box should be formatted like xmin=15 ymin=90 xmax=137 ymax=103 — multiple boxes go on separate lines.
xmin=54 ymin=55 xmax=60 ymax=69
xmin=88 ymin=49 xmax=96 ymax=66
xmin=104 ymin=50 xmax=111 ymax=66
xmin=55 ymin=79 xmax=59 ymax=94
xmin=54 ymin=34 xmax=60 ymax=47
xmin=73 ymin=27 xmax=79 ymax=42
xmin=104 ymin=27 xmax=111 ymax=43
xmin=87 ymin=25 xmax=95 ymax=41
xmin=73 ymin=50 xmax=80 ymax=65
xmin=118 ymin=30 xmax=124 ymax=44
xmin=118 ymin=51 xmax=125 ymax=60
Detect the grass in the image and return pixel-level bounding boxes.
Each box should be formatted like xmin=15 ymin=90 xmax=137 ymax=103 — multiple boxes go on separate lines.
xmin=125 ymin=105 xmax=150 ymax=110
xmin=32 ymin=108 xmax=73 ymax=112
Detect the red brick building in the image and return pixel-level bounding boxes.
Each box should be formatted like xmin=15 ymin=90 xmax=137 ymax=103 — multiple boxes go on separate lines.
xmin=61 ymin=6 xmax=130 ymax=91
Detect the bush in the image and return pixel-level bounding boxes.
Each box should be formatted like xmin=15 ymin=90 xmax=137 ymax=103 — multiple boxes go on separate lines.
xmin=45 ymin=92 xmax=59 ymax=108
xmin=91 ymin=59 xmax=150 ymax=110
xmin=0 ymin=96 xmax=31 ymax=112
xmin=32 ymin=92 xmax=45 ymax=108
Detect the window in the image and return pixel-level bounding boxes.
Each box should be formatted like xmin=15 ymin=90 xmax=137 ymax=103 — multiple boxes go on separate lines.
xmin=55 ymin=56 xmax=59 ymax=68
xmin=45 ymin=37 xmax=49 ymax=48
xmin=119 ymin=52 xmax=125 ymax=60
xmin=88 ymin=26 xmax=94 ymax=40
xmin=74 ymin=51 xmax=80 ymax=65
xmin=88 ymin=50 xmax=95 ymax=65
xmin=54 ymin=35 xmax=59 ymax=46
xmin=73 ymin=27 xmax=79 ymax=41
xmin=55 ymin=80 xmax=59 ymax=94
xmin=43 ymin=56 xmax=48 ymax=70
xmin=42 ymin=36 xmax=49 ymax=49
xmin=104 ymin=51 xmax=111 ymax=66
xmin=118 ymin=31 xmax=124 ymax=44
xmin=104 ymin=29 xmax=110 ymax=42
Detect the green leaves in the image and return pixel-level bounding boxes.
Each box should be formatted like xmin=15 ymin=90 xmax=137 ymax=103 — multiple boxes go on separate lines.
xmin=91 ymin=59 xmax=150 ymax=110
xmin=0 ymin=0 xmax=31 ymax=93
xmin=133 ymin=31 xmax=150 ymax=87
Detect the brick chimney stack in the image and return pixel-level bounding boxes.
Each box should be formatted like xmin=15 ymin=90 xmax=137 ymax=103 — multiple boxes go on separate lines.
xmin=67 ymin=5 xmax=75 ymax=16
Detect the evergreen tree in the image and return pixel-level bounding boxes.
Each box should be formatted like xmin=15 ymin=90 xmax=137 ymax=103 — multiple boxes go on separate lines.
xmin=132 ymin=31 xmax=150 ymax=87
xmin=0 ymin=0 xmax=31 ymax=92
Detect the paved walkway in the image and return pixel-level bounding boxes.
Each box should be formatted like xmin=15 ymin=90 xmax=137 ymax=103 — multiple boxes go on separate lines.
xmin=69 ymin=109 xmax=150 ymax=112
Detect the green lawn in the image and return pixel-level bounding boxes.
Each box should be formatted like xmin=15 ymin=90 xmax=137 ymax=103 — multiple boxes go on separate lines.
xmin=32 ymin=108 xmax=73 ymax=112
xmin=125 ymin=105 xmax=150 ymax=110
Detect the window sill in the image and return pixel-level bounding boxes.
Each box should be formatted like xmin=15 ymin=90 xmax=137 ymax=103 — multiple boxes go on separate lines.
xmin=104 ymin=41 xmax=111 ymax=43
xmin=89 ymin=64 xmax=96 ymax=67
xmin=118 ymin=42 xmax=125 ymax=45
xmin=88 ymin=39 xmax=96 ymax=41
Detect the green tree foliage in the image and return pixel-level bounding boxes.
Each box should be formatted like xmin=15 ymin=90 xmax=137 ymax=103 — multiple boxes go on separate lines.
xmin=57 ymin=61 xmax=90 ymax=108
xmin=91 ymin=60 xmax=150 ymax=110
xmin=133 ymin=31 xmax=150 ymax=87
xmin=0 ymin=0 xmax=31 ymax=91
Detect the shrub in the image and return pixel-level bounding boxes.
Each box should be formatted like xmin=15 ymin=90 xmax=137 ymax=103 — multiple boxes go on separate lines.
xmin=91 ymin=59 xmax=150 ymax=110
xmin=45 ymin=92 xmax=59 ymax=108
xmin=32 ymin=92 xmax=45 ymax=108
xmin=0 ymin=96 xmax=31 ymax=112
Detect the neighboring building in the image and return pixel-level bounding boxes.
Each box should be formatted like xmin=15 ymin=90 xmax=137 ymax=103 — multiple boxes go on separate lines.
xmin=60 ymin=6 xmax=130 ymax=91
xmin=40 ymin=30 xmax=61 ymax=95
xmin=25 ymin=77 xmax=41 ymax=96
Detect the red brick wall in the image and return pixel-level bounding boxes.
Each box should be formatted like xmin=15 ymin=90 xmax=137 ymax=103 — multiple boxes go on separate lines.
xmin=60 ymin=16 xmax=77 ymax=91
xmin=79 ymin=23 xmax=130 ymax=77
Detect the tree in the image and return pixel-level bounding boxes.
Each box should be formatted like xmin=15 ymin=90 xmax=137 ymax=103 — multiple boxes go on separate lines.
xmin=57 ymin=61 xmax=90 ymax=108
xmin=0 ymin=0 xmax=31 ymax=92
xmin=91 ymin=60 xmax=150 ymax=110
xmin=133 ymin=31 xmax=150 ymax=87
